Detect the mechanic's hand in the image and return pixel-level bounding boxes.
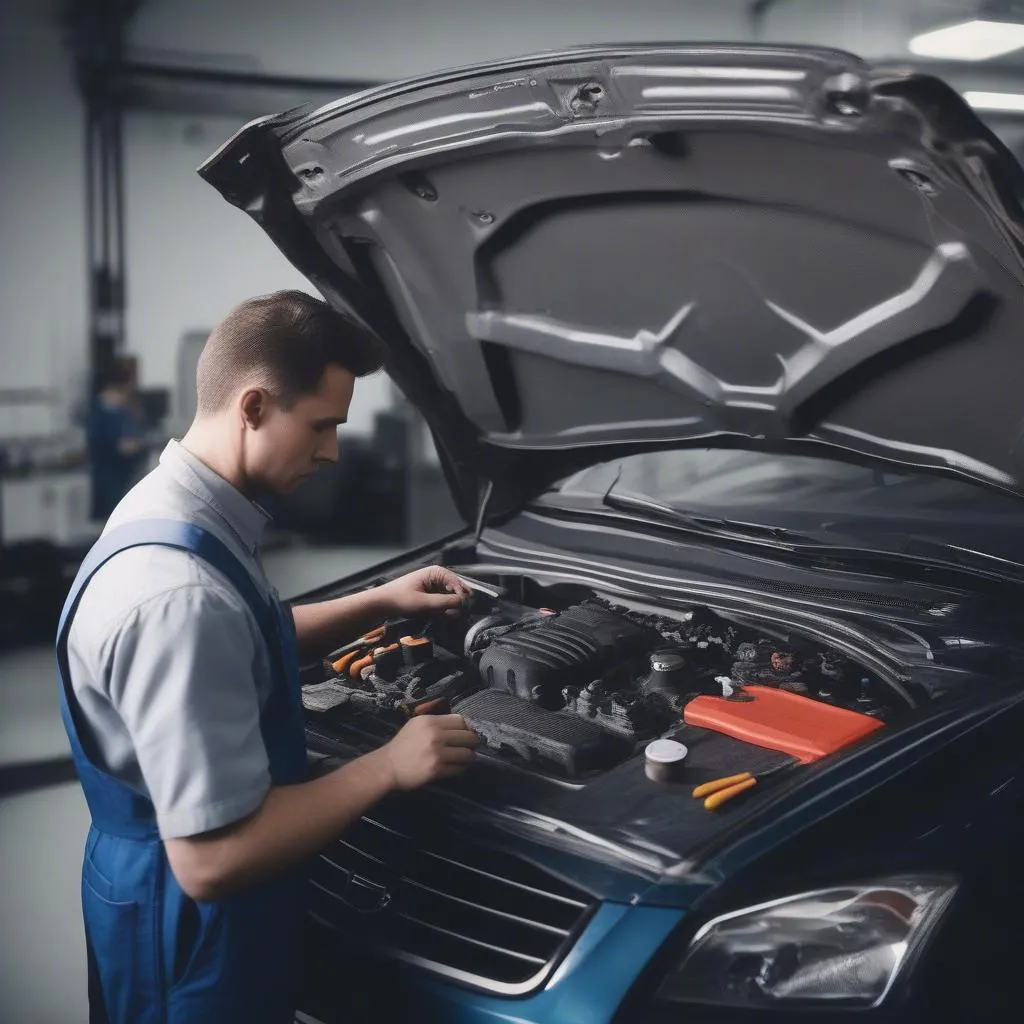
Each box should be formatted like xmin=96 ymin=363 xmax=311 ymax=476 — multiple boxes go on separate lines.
xmin=377 ymin=714 xmax=478 ymax=790
xmin=378 ymin=566 xmax=472 ymax=618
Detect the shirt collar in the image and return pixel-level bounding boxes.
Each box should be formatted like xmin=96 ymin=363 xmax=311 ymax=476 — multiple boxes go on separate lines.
xmin=159 ymin=439 xmax=271 ymax=553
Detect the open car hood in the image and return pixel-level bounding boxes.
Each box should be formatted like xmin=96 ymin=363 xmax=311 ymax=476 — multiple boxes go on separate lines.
xmin=200 ymin=43 xmax=1024 ymax=523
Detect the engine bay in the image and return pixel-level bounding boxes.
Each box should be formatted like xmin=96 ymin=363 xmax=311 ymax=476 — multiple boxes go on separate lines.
xmin=301 ymin=577 xmax=902 ymax=781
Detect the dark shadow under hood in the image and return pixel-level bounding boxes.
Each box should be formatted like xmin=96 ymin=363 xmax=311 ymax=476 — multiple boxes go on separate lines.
xmin=199 ymin=43 xmax=1024 ymax=523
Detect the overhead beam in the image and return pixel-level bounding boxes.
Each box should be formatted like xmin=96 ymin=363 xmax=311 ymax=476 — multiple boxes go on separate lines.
xmin=110 ymin=60 xmax=382 ymax=119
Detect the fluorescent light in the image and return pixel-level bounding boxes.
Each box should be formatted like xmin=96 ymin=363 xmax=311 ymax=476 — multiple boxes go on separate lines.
xmin=964 ymin=89 xmax=1024 ymax=110
xmin=909 ymin=19 xmax=1024 ymax=60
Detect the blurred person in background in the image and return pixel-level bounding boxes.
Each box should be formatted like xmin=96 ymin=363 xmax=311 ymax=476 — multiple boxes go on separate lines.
xmin=86 ymin=356 xmax=150 ymax=520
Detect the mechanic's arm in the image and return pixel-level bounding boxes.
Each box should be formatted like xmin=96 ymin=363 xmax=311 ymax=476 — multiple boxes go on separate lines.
xmin=291 ymin=566 xmax=471 ymax=661
xmin=165 ymin=715 xmax=475 ymax=902
xmin=106 ymin=585 xmax=474 ymax=903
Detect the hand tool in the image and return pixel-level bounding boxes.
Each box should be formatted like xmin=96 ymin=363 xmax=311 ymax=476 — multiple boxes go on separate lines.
xmin=409 ymin=696 xmax=449 ymax=716
xmin=327 ymin=620 xmax=433 ymax=676
xmin=349 ymin=643 xmax=399 ymax=679
xmin=400 ymin=634 xmax=434 ymax=665
xmin=327 ymin=626 xmax=386 ymax=674
xmin=692 ymin=759 xmax=798 ymax=811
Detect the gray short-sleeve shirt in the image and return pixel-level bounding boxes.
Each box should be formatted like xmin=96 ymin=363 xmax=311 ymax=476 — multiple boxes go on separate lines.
xmin=67 ymin=440 xmax=282 ymax=839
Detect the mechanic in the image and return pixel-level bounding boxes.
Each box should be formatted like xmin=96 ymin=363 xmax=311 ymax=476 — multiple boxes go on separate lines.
xmin=57 ymin=290 xmax=478 ymax=1023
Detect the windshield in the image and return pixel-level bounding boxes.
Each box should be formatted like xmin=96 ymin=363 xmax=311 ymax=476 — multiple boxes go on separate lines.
xmin=546 ymin=449 xmax=1024 ymax=550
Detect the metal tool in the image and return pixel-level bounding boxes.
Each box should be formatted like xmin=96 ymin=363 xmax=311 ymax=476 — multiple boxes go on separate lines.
xmin=692 ymin=759 xmax=797 ymax=811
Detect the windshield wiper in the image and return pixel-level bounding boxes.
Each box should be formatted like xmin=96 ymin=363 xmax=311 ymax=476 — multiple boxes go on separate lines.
xmin=599 ymin=490 xmax=818 ymax=546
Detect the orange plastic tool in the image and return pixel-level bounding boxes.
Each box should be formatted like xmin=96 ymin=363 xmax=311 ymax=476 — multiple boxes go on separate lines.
xmin=692 ymin=760 xmax=796 ymax=810
xmin=400 ymin=635 xmax=431 ymax=650
xmin=412 ymin=697 xmax=447 ymax=716
xmin=683 ymin=685 xmax=883 ymax=763
xmin=330 ymin=649 xmax=362 ymax=676
xmin=692 ymin=772 xmax=755 ymax=799
xmin=703 ymin=776 xmax=758 ymax=810
xmin=349 ymin=644 xmax=399 ymax=679
xmin=327 ymin=625 xmax=387 ymax=673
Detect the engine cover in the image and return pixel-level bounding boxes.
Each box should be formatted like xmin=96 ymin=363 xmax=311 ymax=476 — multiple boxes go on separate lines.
xmin=476 ymin=603 xmax=655 ymax=706
xmin=453 ymin=689 xmax=632 ymax=776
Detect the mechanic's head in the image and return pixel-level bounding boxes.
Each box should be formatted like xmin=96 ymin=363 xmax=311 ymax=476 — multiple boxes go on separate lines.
xmin=191 ymin=289 xmax=385 ymax=494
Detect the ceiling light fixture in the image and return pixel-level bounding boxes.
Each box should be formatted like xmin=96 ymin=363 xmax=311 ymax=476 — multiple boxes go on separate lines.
xmin=909 ymin=19 xmax=1024 ymax=60
xmin=964 ymin=89 xmax=1024 ymax=110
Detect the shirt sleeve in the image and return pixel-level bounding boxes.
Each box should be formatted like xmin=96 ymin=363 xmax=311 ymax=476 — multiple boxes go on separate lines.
xmin=104 ymin=583 xmax=272 ymax=839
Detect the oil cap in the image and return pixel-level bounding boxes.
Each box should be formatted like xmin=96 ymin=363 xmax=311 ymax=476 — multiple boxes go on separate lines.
xmin=644 ymin=650 xmax=687 ymax=699
xmin=644 ymin=739 xmax=688 ymax=782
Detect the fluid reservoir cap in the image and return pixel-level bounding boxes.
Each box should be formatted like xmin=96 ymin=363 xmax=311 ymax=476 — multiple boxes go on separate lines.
xmin=650 ymin=651 xmax=684 ymax=673
xmin=645 ymin=739 xmax=687 ymax=781
xmin=645 ymin=739 xmax=688 ymax=764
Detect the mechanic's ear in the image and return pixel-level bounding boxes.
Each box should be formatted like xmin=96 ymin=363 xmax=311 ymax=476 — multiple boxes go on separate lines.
xmin=240 ymin=388 xmax=266 ymax=430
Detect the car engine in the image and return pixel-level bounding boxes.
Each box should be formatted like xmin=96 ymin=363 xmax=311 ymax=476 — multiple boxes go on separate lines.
xmin=301 ymin=590 xmax=897 ymax=780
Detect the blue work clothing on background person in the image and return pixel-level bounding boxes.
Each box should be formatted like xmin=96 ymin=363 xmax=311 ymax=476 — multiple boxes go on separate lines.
xmin=87 ymin=369 xmax=149 ymax=520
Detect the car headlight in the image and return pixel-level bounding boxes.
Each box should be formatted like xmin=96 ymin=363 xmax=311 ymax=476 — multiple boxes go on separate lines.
xmin=657 ymin=877 xmax=956 ymax=1009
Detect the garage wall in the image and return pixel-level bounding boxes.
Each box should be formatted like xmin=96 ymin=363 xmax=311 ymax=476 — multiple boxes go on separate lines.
xmin=129 ymin=0 xmax=755 ymax=80
xmin=0 ymin=4 xmax=87 ymax=435
xmin=127 ymin=0 xmax=924 ymax=80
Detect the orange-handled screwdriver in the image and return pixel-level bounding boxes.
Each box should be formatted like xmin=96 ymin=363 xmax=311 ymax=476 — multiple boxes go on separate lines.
xmin=692 ymin=761 xmax=796 ymax=811
xmin=703 ymin=776 xmax=758 ymax=810
xmin=692 ymin=772 xmax=755 ymax=800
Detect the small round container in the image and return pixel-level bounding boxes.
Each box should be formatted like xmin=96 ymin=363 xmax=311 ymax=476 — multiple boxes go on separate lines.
xmin=644 ymin=739 xmax=688 ymax=782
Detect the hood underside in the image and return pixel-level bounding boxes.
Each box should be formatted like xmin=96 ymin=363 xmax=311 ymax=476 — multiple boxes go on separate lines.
xmin=200 ymin=44 xmax=1024 ymax=519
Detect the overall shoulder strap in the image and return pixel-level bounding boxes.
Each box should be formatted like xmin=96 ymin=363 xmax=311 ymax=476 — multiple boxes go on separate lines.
xmin=57 ymin=519 xmax=275 ymax=767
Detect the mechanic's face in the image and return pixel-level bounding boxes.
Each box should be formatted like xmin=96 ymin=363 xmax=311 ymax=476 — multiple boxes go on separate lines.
xmin=245 ymin=363 xmax=355 ymax=494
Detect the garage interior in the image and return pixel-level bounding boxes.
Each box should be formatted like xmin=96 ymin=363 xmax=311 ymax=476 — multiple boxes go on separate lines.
xmin=5 ymin=1 xmax=1024 ymax=1019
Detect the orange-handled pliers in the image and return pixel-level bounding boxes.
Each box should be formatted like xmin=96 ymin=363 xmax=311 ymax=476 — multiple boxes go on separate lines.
xmin=692 ymin=760 xmax=796 ymax=811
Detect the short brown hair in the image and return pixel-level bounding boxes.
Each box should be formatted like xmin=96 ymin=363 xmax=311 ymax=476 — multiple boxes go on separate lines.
xmin=196 ymin=290 xmax=385 ymax=415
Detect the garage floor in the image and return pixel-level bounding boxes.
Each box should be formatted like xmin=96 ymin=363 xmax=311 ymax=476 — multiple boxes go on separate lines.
xmin=0 ymin=543 xmax=402 ymax=1022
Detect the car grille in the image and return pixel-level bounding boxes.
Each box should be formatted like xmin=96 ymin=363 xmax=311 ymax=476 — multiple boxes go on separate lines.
xmin=307 ymin=809 xmax=595 ymax=994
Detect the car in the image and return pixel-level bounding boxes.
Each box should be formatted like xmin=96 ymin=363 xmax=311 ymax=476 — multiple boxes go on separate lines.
xmin=199 ymin=42 xmax=1024 ymax=1023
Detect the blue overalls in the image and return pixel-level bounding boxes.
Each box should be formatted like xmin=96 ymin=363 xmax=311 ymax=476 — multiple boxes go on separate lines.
xmin=56 ymin=520 xmax=309 ymax=1023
